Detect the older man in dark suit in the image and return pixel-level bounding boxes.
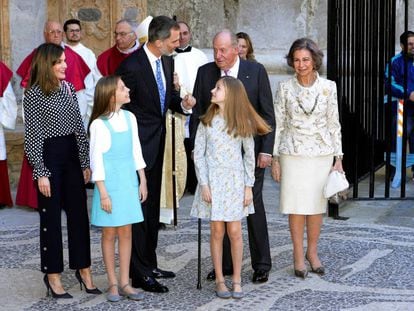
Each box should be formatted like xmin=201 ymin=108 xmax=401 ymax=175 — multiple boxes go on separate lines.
xmin=116 ymin=15 xmax=196 ymax=293
xmin=190 ymin=30 xmax=275 ymax=283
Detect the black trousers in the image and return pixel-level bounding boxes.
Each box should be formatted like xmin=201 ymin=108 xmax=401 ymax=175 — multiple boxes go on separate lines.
xmin=222 ymin=166 xmax=272 ymax=272
xmin=130 ymin=148 xmax=164 ymax=279
xmin=38 ymin=135 xmax=91 ymax=274
xmin=184 ymin=138 xmax=197 ymax=193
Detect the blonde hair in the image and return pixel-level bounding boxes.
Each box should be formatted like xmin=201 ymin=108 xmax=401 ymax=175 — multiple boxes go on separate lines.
xmin=201 ymin=76 xmax=271 ymax=137
xmin=88 ymin=75 xmax=119 ymax=134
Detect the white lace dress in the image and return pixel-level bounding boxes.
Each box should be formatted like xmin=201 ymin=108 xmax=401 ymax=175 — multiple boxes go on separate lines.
xmin=190 ymin=115 xmax=255 ymax=221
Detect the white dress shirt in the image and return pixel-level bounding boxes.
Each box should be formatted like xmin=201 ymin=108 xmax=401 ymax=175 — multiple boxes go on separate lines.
xmin=89 ymin=110 xmax=146 ymax=181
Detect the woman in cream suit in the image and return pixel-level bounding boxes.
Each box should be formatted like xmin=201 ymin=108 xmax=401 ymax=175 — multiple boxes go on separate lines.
xmin=271 ymin=38 xmax=344 ymax=278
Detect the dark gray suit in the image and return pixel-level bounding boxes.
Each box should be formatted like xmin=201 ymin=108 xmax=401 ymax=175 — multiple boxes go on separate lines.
xmin=190 ymin=59 xmax=275 ymax=272
xmin=116 ymin=47 xmax=184 ymax=280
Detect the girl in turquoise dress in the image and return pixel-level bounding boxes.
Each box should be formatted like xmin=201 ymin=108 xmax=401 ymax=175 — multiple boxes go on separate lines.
xmin=191 ymin=77 xmax=271 ymax=299
xmin=89 ymin=76 xmax=147 ymax=302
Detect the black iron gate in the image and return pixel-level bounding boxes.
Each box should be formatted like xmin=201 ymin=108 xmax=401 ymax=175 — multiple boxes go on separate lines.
xmin=327 ymin=0 xmax=414 ymax=199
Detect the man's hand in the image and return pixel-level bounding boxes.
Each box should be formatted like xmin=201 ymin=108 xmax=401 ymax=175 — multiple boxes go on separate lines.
xmin=257 ymin=153 xmax=272 ymax=168
xmin=182 ymin=94 xmax=196 ymax=110
xmin=173 ymin=72 xmax=180 ymax=91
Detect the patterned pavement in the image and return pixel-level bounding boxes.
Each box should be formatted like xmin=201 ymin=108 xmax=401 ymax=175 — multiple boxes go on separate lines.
xmin=0 ymin=171 xmax=414 ymax=311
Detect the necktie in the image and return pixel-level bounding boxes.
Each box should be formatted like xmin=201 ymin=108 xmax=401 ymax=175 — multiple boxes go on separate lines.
xmin=224 ymin=69 xmax=230 ymax=76
xmin=155 ymin=59 xmax=165 ymax=114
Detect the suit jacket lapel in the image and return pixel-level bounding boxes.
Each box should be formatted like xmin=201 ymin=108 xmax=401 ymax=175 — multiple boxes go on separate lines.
xmin=237 ymin=60 xmax=250 ymax=84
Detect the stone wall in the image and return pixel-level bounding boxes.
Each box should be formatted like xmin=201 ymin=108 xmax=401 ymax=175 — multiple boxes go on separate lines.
xmin=147 ymin=0 xmax=328 ymax=74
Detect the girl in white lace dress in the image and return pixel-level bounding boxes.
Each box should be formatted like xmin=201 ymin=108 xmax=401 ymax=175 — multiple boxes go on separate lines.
xmin=191 ymin=76 xmax=271 ymax=299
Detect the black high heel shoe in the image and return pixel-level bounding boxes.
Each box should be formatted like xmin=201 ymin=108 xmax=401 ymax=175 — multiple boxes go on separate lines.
xmin=43 ymin=274 xmax=73 ymax=299
xmin=305 ymin=255 xmax=326 ymax=275
xmin=294 ymin=269 xmax=308 ymax=279
xmin=75 ymin=270 xmax=102 ymax=294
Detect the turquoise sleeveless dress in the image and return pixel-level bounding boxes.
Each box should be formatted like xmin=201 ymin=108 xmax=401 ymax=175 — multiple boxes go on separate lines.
xmin=91 ymin=110 xmax=144 ymax=227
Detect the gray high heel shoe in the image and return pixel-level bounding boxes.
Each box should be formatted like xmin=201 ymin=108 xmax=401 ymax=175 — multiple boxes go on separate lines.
xmin=106 ymin=284 xmax=121 ymax=302
xmin=231 ymin=282 xmax=244 ymax=299
xmin=119 ymin=284 xmax=145 ymax=300
xmin=215 ymin=281 xmax=231 ymax=299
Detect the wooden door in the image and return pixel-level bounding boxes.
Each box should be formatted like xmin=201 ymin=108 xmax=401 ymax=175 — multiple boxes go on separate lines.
xmin=47 ymin=0 xmax=147 ymax=56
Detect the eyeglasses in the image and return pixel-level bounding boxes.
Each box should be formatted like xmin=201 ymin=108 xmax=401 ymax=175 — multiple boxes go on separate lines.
xmin=47 ymin=30 xmax=63 ymax=35
xmin=67 ymin=29 xmax=81 ymax=33
xmin=114 ymin=31 xmax=134 ymax=38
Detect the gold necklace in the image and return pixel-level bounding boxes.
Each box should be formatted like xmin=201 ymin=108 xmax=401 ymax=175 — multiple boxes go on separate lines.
xmin=296 ymin=94 xmax=319 ymax=116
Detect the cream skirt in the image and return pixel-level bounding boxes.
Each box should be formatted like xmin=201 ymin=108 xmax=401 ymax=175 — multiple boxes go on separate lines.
xmin=279 ymin=155 xmax=333 ymax=215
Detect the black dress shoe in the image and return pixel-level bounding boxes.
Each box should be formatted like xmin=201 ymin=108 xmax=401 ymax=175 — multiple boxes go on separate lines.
xmin=132 ymin=276 xmax=169 ymax=293
xmin=206 ymin=269 xmax=233 ymax=281
xmin=152 ymin=268 xmax=176 ymax=278
xmin=252 ymin=270 xmax=269 ymax=283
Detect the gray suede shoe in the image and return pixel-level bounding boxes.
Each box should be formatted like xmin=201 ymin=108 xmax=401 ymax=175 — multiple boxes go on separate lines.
xmin=119 ymin=284 xmax=145 ymax=301
xmin=106 ymin=284 xmax=121 ymax=302
xmin=215 ymin=281 xmax=231 ymax=299
xmin=232 ymin=282 xmax=244 ymax=299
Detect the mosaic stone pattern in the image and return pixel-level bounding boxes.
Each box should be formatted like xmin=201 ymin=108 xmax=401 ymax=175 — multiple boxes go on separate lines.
xmin=1 ymin=208 xmax=414 ymax=310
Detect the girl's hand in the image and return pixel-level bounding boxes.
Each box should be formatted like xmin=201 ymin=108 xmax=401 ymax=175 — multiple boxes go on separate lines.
xmin=201 ymin=185 xmax=212 ymax=203
xmin=271 ymin=160 xmax=281 ymax=182
xmin=83 ymin=168 xmax=91 ymax=184
xmin=38 ymin=177 xmax=51 ymax=197
xmin=100 ymin=196 xmax=112 ymax=214
xmin=139 ymin=179 xmax=148 ymax=203
xmin=332 ymin=158 xmax=344 ymax=173
xmin=243 ymin=186 xmax=253 ymax=206
xmin=173 ymin=72 xmax=180 ymax=91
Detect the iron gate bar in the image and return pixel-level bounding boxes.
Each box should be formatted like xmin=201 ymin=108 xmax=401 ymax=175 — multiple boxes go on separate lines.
xmin=400 ymin=0 xmax=409 ymax=197
xmin=327 ymin=0 xmax=412 ymax=200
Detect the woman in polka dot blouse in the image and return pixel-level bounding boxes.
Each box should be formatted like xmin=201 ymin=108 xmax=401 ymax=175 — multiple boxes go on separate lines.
xmin=23 ymin=43 xmax=101 ymax=299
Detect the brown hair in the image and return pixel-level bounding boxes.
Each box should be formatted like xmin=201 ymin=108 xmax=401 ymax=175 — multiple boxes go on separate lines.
xmin=88 ymin=75 xmax=119 ymax=134
xmin=201 ymin=76 xmax=271 ymax=137
xmin=27 ymin=43 xmax=64 ymax=95
xmin=236 ymin=32 xmax=256 ymax=61
xmin=286 ymin=38 xmax=324 ymax=70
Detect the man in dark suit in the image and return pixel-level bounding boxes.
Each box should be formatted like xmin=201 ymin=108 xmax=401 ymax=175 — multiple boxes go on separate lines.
xmin=116 ymin=15 xmax=196 ymax=293
xmin=190 ymin=30 xmax=275 ymax=283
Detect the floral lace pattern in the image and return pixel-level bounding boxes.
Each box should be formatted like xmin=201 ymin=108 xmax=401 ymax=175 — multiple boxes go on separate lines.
xmin=273 ymin=73 xmax=343 ymax=157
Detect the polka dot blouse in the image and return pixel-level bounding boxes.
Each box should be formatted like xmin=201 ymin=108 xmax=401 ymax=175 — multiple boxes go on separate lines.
xmin=23 ymin=81 xmax=90 ymax=180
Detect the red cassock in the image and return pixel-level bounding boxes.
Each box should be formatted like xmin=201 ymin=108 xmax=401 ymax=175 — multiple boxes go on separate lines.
xmin=16 ymin=45 xmax=90 ymax=90
xmin=0 ymin=61 xmax=14 ymax=207
xmin=97 ymin=45 xmax=132 ymax=76
xmin=15 ymin=46 xmax=90 ymax=209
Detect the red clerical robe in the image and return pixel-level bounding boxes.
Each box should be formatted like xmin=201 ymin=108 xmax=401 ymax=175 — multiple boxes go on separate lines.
xmin=97 ymin=45 xmax=132 ymax=76
xmin=0 ymin=61 xmax=14 ymax=207
xmin=16 ymin=45 xmax=90 ymax=91
xmin=0 ymin=61 xmax=13 ymax=97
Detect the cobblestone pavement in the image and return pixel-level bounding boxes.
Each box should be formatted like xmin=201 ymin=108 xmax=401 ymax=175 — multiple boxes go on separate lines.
xmin=0 ymin=171 xmax=413 ymax=311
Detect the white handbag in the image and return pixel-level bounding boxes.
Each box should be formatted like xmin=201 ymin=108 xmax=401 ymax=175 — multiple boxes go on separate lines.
xmin=323 ymin=170 xmax=349 ymax=199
